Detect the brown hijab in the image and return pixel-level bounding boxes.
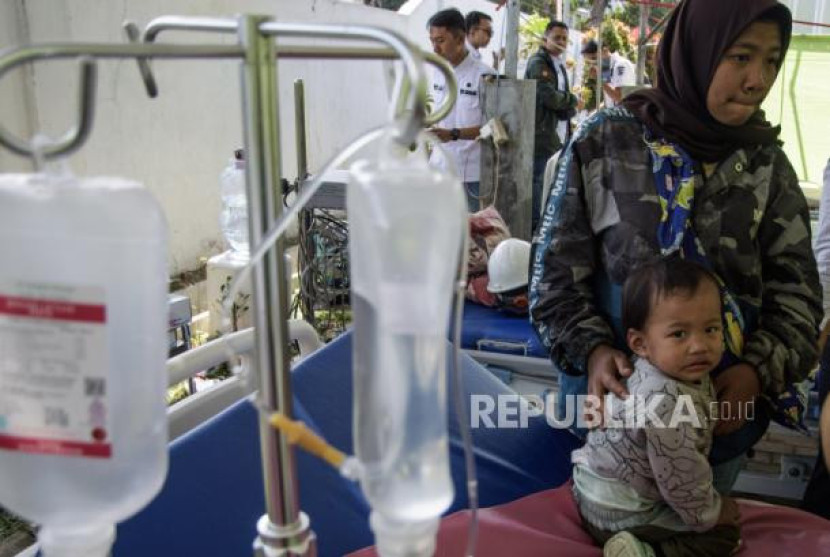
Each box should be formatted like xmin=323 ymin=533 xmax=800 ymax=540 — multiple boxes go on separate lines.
xmin=621 ymin=0 xmax=792 ymax=162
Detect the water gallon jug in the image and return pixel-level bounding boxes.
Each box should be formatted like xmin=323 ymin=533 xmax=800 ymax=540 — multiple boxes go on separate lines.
xmin=219 ymin=149 xmax=250 ymax=259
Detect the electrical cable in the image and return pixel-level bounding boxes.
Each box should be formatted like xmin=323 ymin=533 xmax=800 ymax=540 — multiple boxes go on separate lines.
xmin=451 ymin=219 xmax=479 ymax=557
xmin=219 ymin=125 xmax=385 ymax=371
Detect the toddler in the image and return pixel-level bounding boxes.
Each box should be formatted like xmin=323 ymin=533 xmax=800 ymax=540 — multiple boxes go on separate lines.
xmin=572 ymin=258 xmax=741 ymax=557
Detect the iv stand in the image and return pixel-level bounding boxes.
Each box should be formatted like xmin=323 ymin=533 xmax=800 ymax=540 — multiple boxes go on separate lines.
xmin=0 ymin=14 xmax=457 ymax=557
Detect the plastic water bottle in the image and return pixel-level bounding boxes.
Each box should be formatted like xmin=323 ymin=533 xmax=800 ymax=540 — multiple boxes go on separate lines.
xmin=0 ymin=173 xmax=169 ymax=557
xmin=220 ymin=149 xmax=250 ymax=259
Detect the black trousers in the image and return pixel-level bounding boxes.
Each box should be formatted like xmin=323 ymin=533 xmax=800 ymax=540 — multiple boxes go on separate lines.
xmin=802 ymin=338 xmax=830 ymax=519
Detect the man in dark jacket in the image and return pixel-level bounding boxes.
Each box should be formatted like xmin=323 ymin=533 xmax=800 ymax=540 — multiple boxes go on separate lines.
xmin=524 ymin=20 xmax=578 ymax=231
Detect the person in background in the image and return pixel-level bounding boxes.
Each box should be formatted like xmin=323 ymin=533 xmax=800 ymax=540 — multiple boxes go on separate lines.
xmin=465 ymin=11 xmax=493 ymax=63
xmin=802 ymin=157 xmax=830 ymax=519
xmin=813 ymin=157 xmax=830 ymax=319
xmin=428 ymin=8 xmax=496 ymax=212
xmin=803 ymin=329 xmax=830 ymax=519
xmin=574 ymin=258 xmax=740 ymax=557
xmin=524 ymin=20 xmax=579 ymax=231
xmin=581 ymin=39 xmax=636 ymax=108
xmin=530 ymin=0 xmax=821 ymax=498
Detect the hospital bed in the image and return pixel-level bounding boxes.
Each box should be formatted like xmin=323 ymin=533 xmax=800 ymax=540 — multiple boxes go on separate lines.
xmin=351 ymin=482 xmax=830 ymax=557
xmin=110 ymin=326 xmax=830 ymax=557
xmin=458 ymin=300 xmax=821 ymax=502
xmin=457 ymin=301 xmax=557 ymax=389
xmin=113 ymin=331 xmax=580 ymax=557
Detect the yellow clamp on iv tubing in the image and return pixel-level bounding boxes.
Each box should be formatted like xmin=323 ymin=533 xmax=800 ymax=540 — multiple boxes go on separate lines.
xmin=269 ymin=412 xmax=346 ymax=470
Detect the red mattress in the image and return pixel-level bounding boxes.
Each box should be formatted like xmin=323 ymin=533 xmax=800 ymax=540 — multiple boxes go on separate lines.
xmin=350 ymin=483 xmax=830 ymax=556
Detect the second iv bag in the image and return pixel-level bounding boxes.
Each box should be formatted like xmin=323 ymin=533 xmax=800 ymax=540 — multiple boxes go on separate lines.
xmin=348 ymin=135 xmax=465 ymax=549
xmin=0 ymin=173 xmax=169 ymax=557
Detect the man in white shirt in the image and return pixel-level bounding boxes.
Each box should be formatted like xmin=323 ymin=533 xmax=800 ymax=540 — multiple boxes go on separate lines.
xmin=464 ymin=11 xmax=493 ymax=63
xmin=581 ymin=40 xmax=636 ymax=108
xmin=428 ymin=8 xmax=496 ymax=212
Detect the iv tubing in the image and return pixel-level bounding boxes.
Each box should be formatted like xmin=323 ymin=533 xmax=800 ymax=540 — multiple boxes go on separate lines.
xmin=422 ymin=135 xmax=480 ymax=556
xmin=429 ymin=135 xmax=480 ymax=557
xmin=269 ymin=412 xmax=346 ymax=469
xmin=451 ymin=208 xmax=479 ymax=557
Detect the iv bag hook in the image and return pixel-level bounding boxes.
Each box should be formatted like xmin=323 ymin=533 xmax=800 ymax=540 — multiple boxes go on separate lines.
xmin=0 ymin=57 xmax=96 ymax=159
xmin=0 ymin=18 xmax=456 ymax=158
xmin=124 ymin=16 xmax=239 ymax=99
xmin=127 ymin=16 xmax=455 ymax=141
xmin=122 ymin=21 xmax=157 ymax=97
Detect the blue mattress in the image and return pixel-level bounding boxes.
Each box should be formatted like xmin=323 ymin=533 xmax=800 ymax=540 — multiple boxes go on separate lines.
xmin=460 ymin=301 xmax=548 ymax=358
xmin=115 ymin=332 xmax=580 ymax=557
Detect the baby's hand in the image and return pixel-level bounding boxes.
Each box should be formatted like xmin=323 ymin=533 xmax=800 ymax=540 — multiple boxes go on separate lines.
xmin=717 ymin=496 xmax=740 ymax=526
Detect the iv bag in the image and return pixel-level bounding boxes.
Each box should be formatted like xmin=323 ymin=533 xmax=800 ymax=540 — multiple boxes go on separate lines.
xmin=348 ymin=135 xmax=465 ymax=526
xmin=0 ymin=173 xmax=169 ymax=557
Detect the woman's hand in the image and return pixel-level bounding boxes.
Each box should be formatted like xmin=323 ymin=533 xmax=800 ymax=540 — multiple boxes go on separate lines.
xmin=713 ymin=363 xmax=761 ymax=436
xmin=585 ymin=344 xmax=633 ymax=426
xmin=716 ymin=495 xmax=741 ymax=526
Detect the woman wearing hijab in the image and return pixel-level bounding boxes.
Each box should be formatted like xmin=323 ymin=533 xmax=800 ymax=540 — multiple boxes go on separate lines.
xmin=530 ymin=0 xmax=821 ymax=553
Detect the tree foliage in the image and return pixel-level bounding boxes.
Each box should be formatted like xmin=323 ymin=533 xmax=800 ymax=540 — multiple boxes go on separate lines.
xmin=361 ymin=0 xmax=408 ymax=9
xmin=518 ymin=13 xmax=551 ymax=59
xmin=613 ymin=2 xmax=673 ymax=30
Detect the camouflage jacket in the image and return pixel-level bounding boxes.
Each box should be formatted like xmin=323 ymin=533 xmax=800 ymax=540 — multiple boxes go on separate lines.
xmin=529 ymin=108 xmax=822 ymax=397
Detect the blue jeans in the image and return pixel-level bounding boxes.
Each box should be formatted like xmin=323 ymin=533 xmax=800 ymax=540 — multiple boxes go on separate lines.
xmin=708 ymin=410 xmax=769 ymax=494
xmin=465 ymin=181 xmax=481 ymax=213
xmin=557 ymin=372 xmax=769 ymax=494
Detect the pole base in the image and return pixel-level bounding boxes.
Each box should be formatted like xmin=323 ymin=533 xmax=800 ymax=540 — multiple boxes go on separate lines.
xmin=253 ymin=513 xmax=317 ymax=557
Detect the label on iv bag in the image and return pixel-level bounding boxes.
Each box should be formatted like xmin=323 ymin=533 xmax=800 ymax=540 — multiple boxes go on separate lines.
xmin=0 ymin=281 xmax=112 ymax=459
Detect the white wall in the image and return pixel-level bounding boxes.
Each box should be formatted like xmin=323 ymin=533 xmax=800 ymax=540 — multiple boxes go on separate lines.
xmin=0 ymin=0 xmax=406 ymax=275
xmin=784 ymin=0 xmax=830 ymax=35
xmin=0 ymin=0 xmax=35 ymax=173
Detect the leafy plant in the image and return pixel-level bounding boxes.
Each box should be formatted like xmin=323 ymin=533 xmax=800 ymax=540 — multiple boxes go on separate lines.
xmin=0 ymin=506 xmax=34 ymax=552
xmin=518 ymin=13 xmax=551 ymax=60
xmin=579 ymin=20 xmax=634 ymax=59
xmin=577 ymin=18 xmax=637 ymax=110
xmin=613 ymin=2 xmax=673 ymax=30
xmin=219 ymin=275 xmax=250 ymax=332
xmin=166 ymin=382 xmax=190 ymax=405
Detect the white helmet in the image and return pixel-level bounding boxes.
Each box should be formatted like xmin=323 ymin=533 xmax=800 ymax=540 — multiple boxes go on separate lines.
xmin=487 ymin=238 xmax=531 ymax=293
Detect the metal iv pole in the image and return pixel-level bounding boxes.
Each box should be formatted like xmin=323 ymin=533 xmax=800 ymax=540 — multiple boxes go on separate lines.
xmin=0 ymin=14 xmax=457 ymax=556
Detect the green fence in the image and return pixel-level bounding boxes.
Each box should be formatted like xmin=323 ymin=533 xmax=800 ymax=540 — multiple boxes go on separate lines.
xmin=763 ymin=34 xmax=830 ymax=190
